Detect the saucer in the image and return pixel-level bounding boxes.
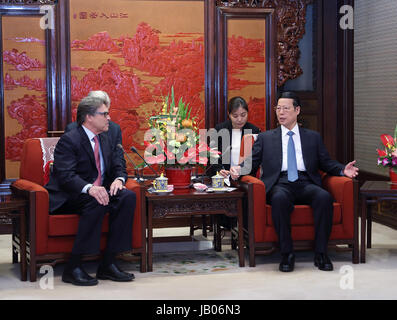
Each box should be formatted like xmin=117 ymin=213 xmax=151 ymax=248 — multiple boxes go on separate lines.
xmin=148 ymin=186 xmax=174 ymax=194
xmin=206 ymin=187 xmax=237 ymax=193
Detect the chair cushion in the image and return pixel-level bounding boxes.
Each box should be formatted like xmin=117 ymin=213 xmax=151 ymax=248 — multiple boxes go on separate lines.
xmin=265 ymin=203 xmax=342 ymax=226
xmin=48 ymin=214 xmax=109 ymax=236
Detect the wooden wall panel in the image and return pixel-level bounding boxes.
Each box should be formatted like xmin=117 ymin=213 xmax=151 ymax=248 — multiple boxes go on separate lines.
xmin=0 ymin=5 xmax=56 ymax=185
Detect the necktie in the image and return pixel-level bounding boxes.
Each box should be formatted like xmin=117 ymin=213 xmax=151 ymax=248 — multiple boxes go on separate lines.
xmin=93 ymin=136 xmax=102 ymax=186
xmin=287 ymin=131 xmax=298 ymax=182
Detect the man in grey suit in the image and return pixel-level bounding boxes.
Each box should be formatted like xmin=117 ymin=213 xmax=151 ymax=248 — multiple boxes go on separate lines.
xmin=231 ymin=91 xmax=359 ymax=273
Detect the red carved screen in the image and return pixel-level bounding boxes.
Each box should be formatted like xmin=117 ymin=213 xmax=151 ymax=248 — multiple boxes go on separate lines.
xmin=3 ymin=16 xmax=48 ymax=179
xmin=69 ymin=0 xmax=205 ymax=170
xmin=227 ymin=19 xmax=266 ymax=131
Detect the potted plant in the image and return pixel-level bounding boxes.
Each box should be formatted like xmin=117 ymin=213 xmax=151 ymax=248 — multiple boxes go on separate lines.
xmin=144 ymin=87 xmax=219 ymax=188
xmin=376 ymin=124 xmax=397 ymax=183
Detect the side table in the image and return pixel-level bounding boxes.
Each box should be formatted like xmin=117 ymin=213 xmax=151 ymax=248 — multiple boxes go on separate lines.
xmin=0 ymin=194 xmax=27 ymax=281
xmin=360 ymin=181 xmax=397 ymax=263
xmin=145 ymin=188 xmax=245 ymax=272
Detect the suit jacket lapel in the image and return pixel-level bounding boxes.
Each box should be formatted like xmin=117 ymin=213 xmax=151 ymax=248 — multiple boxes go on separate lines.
xmin=78 ymin=126 xmax=96 ymax=167
xmin=273 ymin=127 xmax=282 ymax=170
xmin=299 ymin=127 xmax=310 ymax=170
xmin=99 ymin=133 xmax=110 ymax=172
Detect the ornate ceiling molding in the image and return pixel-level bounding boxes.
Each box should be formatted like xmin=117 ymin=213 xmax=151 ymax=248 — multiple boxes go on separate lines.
xmin=216 ymin=0 xmax=313 ymax=87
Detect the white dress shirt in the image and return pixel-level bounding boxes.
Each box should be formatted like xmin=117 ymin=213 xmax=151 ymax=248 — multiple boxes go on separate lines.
xmin=81 ymin=126 xmax=105 ymax=193
xmin=230 ymin=129 xmax=242 ymax=167
xmin=280 ymin=124 xmax=306 ymax=172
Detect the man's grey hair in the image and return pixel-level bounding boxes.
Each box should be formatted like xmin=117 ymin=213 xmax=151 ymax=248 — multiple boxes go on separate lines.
xmin=87 ymin=90 xmax=111 ymax=108
xmin=76 ymin=96 xmax=105 ymax=126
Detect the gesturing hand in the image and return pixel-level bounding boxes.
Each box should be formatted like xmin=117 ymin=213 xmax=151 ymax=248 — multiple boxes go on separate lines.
xmin=344 ymin=160 xmax=359 ymax=179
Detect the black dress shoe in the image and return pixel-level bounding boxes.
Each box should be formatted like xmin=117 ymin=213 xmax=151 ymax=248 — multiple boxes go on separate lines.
xmin=62 ymin=267 xmax=98 ymax=286
xmin=314 ymin=253 xmax=334 ymax=271
xmin=279 ymin=253 xmax=295 ymax=272
xmin=97 ymin=263 xmax=135 ymax=282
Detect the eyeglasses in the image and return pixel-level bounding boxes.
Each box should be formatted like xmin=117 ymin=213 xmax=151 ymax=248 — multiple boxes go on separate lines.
xmin=274 ymin=106 xmax=294 ymax=112
xmin=95 ymin=111 xmax=110 ymax=117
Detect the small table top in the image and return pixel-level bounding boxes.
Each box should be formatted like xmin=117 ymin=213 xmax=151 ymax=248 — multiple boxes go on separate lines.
xmin=360 ymin=180 xmax=397 ymax=195
xmin=145 ymin=187 xmax=245 ymax=200
xmin=0 ymin=194 xmax=27 ymax=211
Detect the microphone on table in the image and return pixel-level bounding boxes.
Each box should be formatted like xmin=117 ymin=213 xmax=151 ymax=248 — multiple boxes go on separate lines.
xmin=130 ymin=146 xmax=160 ymax=177
xmin=117 ymin=144 xmax=142 ymax=181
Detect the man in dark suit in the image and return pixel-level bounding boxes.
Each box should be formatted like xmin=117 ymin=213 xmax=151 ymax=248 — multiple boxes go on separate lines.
xmin=45 ymin=96 xmax=136 ymax=286
xmin=230 ymin=91 xmax=359 ymax=272
xmin=65 ymin=90 xmax=126 ymax=172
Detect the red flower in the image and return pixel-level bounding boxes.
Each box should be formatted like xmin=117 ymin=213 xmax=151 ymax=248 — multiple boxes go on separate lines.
xmin=377 ymin=149 xmax=387 ymax=157
xmin=381 ymin=134 xmax=395 ymax=149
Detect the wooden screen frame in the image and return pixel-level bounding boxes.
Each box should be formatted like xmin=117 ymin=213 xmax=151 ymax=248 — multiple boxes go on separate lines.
xmin=0 ymin=4 xmax=57 ymax=184
xmin=215 ymin=7 xmax=277 ymax=130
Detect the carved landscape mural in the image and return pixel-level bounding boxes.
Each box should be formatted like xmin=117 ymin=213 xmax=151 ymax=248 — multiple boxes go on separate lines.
xmin=2 ymin=0 xmax=310 ymax=178
xmin=3 ymin=16 xmax=47 ymax=179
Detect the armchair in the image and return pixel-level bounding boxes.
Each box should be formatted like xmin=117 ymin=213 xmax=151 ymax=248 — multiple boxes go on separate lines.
xmin=11 ymin=137 xmax=146 ymax=281
xmin=240 ymin=173 xmax=359 ymax=267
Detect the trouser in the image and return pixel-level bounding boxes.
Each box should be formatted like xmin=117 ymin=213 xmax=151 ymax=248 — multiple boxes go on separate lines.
xmin=267 ymin=172 xmax=334 ymax=254
xmin=53 ymin=188 xmax=136 ymax=256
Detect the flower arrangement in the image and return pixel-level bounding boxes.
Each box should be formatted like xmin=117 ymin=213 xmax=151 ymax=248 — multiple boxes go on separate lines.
xmin=144 ymin=87 xmax=219 ymax=168
xmin=376 ymin=124 xmax=397 ymax=171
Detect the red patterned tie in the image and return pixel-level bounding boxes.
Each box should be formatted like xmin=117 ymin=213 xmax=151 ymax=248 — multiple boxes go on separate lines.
xmin=93 ymin=136 xmax=102 ymax=186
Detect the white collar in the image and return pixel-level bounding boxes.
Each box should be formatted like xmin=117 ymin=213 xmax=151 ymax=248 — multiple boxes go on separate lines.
xmin=281 ymin=123 xmax=299 ymax=136
xmin=82 ymin=125 xmax=97 ymax=141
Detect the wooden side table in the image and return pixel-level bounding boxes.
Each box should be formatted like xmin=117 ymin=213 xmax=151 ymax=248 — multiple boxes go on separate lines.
xmin=145 ymin=188 xmax=245 ymax=272
xmin=360 ymin=181 xmax=397 ymax=263
xmin=0 ymin=194 xmax=28 ymax=281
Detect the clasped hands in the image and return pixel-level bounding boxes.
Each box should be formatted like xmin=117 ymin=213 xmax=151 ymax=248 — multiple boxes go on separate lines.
xmin=88 ymin=179 xmax=125 ymax=206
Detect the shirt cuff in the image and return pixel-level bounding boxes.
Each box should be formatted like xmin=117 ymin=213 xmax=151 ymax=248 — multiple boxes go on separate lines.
xmin=116 ymin=177 xmax=125 ymax=185
xmin=82 ymin=184 xmax=93 ymax=194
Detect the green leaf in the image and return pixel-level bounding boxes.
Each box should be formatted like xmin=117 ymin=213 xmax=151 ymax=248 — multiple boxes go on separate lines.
xmin=394 ymin=124 xmax=397 ymax=142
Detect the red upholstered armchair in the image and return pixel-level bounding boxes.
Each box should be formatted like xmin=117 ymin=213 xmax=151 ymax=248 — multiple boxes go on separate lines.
xmin=237 ymin=133 xmax=359 ymax=266
xmin=11 ymin=138 xmax=146 ymax=281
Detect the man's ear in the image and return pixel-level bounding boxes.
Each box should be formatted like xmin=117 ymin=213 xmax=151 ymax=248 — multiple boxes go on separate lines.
xmin=295 ymin=106 xmax=301 ymax=116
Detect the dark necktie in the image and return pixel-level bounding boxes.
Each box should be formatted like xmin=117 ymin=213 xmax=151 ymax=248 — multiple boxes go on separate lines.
xmin=287 ymin=131 xmax=298 ymax=182
xmin=93 ymin=136 xmax=102 ymax=186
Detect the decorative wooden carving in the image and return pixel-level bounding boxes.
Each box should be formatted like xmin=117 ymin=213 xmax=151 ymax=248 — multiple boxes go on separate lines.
xmin=216 ymin=0 xmax=313 ymax=86
xmin=0 ymin=0 xmax=56 ymax=4
xmin=152 ymin=199 xmax=239 ymax=218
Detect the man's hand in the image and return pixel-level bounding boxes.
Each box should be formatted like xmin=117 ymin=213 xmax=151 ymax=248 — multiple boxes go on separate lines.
xmin=343 ymin=160 xmax=359 ymax=179
xmin=109 ymin=178 xmax=124 ymax=196
xmin=230 ymin=166 xmax=241 ymax=180
xmin=88 ymin=186 xmax=109 ymax=206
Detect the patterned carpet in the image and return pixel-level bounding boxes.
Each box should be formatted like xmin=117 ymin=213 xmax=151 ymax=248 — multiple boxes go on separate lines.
xmin=150 ymin=250 xmax=240 ymax=276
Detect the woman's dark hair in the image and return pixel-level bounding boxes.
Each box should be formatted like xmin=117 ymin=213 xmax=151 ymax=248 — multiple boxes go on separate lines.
xmin=278 ymin=91 xmax=301 ymax=108
xmin=227 ymin=96 xmax=249 ymax=114
xmin=76 ymin=96 xmax=104 ymax=126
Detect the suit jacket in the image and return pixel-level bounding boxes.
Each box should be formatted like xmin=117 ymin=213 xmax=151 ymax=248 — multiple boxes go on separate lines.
xmin=210 ymin=120 xmax=260 ymax=176
xmin=45 ymin=126 xmax=128 ymax=212
xmin=248 ymin=126 xmax=344 ymax=194
xmin=65 ymin=121 xmax=126 ymax=172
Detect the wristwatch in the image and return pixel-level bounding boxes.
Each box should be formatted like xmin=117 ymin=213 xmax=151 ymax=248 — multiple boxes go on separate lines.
xmin=87 ymin=185 xmax=93 ymax=194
